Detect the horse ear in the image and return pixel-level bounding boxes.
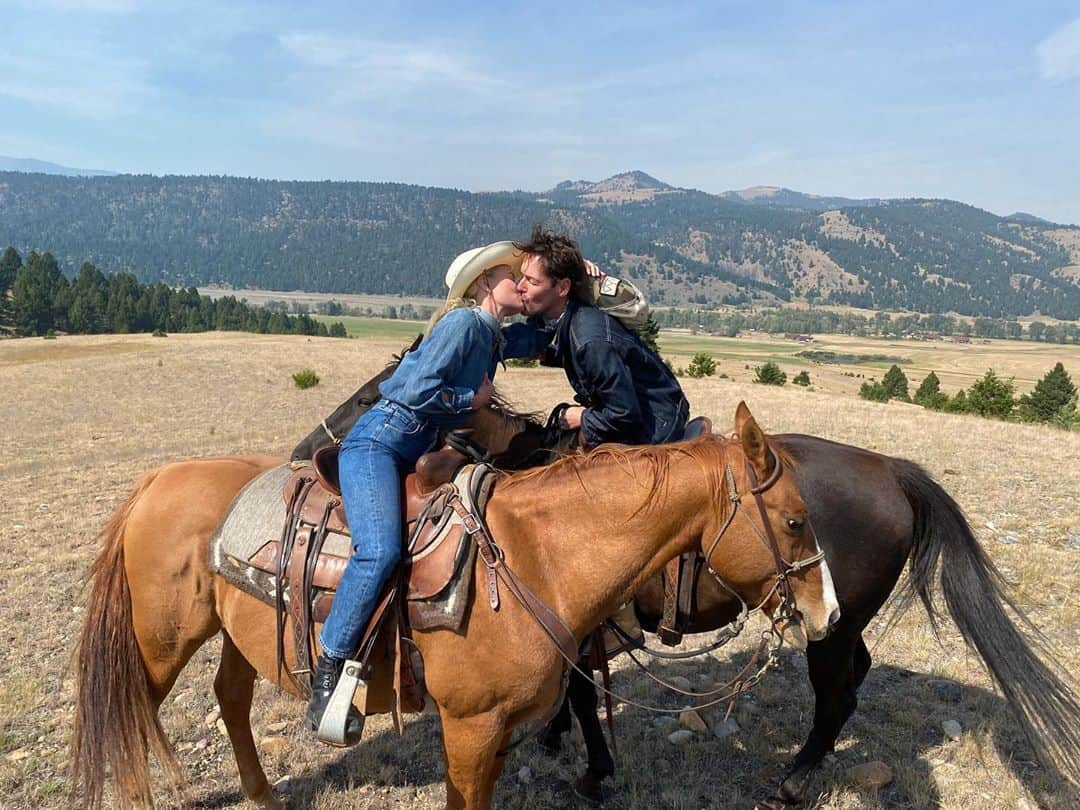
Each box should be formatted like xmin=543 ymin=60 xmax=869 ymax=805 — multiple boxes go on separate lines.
xmin=734 ymin=400 xmax=752 ymax=436
xmin=738 ymin=407 xmax=774 ymax=481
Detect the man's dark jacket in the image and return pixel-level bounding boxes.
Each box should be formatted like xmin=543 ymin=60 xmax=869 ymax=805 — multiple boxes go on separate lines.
xmin=539 ymin=299 xmax=689 ymax=447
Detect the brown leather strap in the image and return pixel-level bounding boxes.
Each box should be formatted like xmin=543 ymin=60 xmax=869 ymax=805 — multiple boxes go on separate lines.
xmin=595 ymin=629 xmax=618 ymax=758
xmin=676 ymin=551 xmax=699 ymax=619
xmin=277 ymin=476 xmax=313 ymax=694
xmin=286 ymin=526 xmax=315 ymax=695
xmin=658 ymin=556 xmax=683 ymax=646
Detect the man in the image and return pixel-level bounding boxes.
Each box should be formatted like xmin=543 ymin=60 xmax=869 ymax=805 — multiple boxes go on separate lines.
xmin=514 ymin=225 xmax=689 ymax=448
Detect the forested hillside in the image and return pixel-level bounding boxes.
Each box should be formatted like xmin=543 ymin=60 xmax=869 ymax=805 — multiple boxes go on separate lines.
xmin=1 ymin=170 xmax=1078 ymax=318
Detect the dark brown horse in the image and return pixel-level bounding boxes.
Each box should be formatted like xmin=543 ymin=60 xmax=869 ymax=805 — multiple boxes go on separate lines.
xmin=293 ymin=361 xmax=1080 ymax=805
xmin=70 ymin=404 xmax=838 ymax=810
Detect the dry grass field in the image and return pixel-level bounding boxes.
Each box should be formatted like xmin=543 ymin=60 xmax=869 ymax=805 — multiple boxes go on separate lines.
xmin=1 ymin=331 xmax=1078 ymax=810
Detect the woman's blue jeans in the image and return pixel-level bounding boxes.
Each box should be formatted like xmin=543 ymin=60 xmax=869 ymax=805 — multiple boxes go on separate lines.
xmin=319 ymin=400 xmax=438 ymax=660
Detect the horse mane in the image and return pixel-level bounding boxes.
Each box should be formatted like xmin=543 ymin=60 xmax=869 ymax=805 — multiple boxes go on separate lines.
xmin=487 ymin=391 xmax=543 ymax=426
xmin=499 ymin=436 xmax=739 ymax=522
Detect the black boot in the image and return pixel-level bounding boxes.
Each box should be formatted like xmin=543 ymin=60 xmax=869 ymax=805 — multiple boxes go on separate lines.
xmin=305 ymin=653 xmax=365 ymax=745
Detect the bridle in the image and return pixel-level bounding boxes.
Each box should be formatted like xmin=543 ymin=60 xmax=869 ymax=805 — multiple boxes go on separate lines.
xmin=699 ymin=443 xmax=827 ymax=646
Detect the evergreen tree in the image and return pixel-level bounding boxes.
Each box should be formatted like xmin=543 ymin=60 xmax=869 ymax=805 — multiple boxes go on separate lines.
xmin=881 ymin=364 xmax=910 ymax=401
xmin=965 ymin=370 xmax=1015 ymax=419
xmin=685 ymin=352 xmax=716 ymax=378
xmin=637 ymin=316 xmax=661 ymax=352
xmin=754 ymin=361 xmax=786 ymax=386
xmin=913 ymin=371 xmax=948 ymax=409
xmin=859 ymin=381 xmax=890 ymax=402
xmin=13 ymin=251 xmax=67 ymax=335
xmin=1018 ymin=363 xmax=1076 ymax=423
xmin=329 ymin=321 xmax=348 ymax=338
xmin=0 ymin=246 xmax=23 ymax=330
xmin=792 ymin=370 xmax=810 ymax=386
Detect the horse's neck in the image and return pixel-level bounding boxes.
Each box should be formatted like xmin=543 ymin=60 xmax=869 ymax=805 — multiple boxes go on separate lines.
xmin=490 ymin=450 xmax=719 ymax=638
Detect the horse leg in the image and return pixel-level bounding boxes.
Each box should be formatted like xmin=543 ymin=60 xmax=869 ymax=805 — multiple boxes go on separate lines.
xmin=440 ymin=711 xmax=506 ymax=810
xmin=214 ymin=632 xmax=282 ymax=809
xmin=763 ymin=628 xmax=866 ymax=808
xmin=537 ymin=694 xmax=572 ymax=753
xmin=567 ymin=665 xmax=615 ymax=804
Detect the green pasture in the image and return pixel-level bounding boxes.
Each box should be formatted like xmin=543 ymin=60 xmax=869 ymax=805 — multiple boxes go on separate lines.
xmin=313 ymin=315 xmax=425 ymax=341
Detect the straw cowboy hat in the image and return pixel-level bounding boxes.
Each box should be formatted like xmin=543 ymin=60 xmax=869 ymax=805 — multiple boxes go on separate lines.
xmin=444 ymin=241 xmax=526 ymax=301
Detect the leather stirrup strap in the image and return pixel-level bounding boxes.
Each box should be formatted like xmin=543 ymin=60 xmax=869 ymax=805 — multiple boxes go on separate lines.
xmin=658 ymin=556 xmax=683 ymax=646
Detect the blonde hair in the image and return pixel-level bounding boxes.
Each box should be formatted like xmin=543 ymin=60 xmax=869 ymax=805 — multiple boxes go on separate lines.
xmin=425 ymin=264 xmax=516 ymax=334
xmin=424 ymin=293 xmax=478 ymax=335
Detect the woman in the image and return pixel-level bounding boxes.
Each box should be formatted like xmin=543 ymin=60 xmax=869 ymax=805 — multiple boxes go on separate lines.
xmin=307 ymin=241 xmax=542 ymax=743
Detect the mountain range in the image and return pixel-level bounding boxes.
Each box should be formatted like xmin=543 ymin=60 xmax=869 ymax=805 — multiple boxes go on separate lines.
xmin=0 ymin=155 xmax=116 ymax=177
xmin=0 ymin=168 xmax=1077 ymax=318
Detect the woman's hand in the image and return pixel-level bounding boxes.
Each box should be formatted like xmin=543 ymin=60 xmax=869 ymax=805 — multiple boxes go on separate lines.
xmin=559 ymin=406 xmax=585 ymax=430
xmin=584 ymin=260 xmax=604 ymax=278
xmin=470 ymin=375 xmax=495 ymax=409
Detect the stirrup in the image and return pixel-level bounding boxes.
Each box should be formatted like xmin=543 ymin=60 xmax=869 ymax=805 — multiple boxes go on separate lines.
xmin=316 ymin=658 xmax=367 ymax=747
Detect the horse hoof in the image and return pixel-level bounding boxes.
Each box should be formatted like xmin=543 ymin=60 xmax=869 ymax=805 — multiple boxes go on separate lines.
xmin=250 ymin=787 xmax=286 ymax=810
xmin=572 ymin=773 xmax=606 ymax=805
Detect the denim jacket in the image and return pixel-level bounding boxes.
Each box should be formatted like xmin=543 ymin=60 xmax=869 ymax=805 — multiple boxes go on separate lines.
xmin=545 ymin=299 xmax=688 ymax=446
xmin=378 ymin=307 xmax=548 ymax=427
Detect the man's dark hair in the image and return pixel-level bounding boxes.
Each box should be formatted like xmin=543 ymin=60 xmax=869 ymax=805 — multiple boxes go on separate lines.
xmin=514 ymin=224 xmax=589 ymax=301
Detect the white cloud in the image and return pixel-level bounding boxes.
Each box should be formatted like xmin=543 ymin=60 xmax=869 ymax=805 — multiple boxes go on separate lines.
xmin=1036 ymin=17 xmax=1080 ymax=81
xmin=278 ymin=32 xmax=501 ymax=99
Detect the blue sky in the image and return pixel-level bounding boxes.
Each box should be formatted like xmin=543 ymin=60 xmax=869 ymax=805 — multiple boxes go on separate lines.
xmin=2 ymin=1 xmax=1078 ymax=223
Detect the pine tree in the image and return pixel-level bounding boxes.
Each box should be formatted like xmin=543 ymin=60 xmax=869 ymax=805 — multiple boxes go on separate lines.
xmin=881 ymin=364 xmax=910 ymax=401
xmin=637 ymin=316 xmax=661 ymax=352
xmin=0 ymin=246 xmax=23 ymax=330
xmin=685 ymin=352 xmax=716 ymax=378
xmin=913 ymin=371 xmax=948 ymax=409
xmin=965 ymin=370 xmax=1015 ymax=419
xmin=1018 ymin=363 xmax=1076 ymax=423
xmin=754 ymin=361 xmax=786 ymax=386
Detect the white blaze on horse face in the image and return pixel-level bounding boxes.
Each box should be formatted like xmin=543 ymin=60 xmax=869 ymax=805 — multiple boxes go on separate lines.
xmin=806 ymin=554 xmax=841 ymax=642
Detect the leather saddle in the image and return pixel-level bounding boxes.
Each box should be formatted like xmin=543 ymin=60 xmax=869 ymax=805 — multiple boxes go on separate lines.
xmin=243 ymin=437 xmax=484 ymax=707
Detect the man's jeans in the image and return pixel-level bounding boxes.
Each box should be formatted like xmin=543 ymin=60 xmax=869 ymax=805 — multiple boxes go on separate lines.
xmin=319 ymin=400 xmax=438 ymax=660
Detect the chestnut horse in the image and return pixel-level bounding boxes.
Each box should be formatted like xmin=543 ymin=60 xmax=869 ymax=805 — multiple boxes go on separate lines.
xmin=70 ymin=403 xmax=839 ymax=810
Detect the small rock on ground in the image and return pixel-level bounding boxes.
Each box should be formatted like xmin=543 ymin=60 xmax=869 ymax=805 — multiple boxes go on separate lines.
xmin=713 ymin=717 xmax=740 ymax=739
xmin=679 ymin=709 xmax=708 ymax=732
xmin=667 ymin=729 xmax=695 ymax=745
xmin=517 ymin=766 xmax=532 ymax=784
xmin=667 ymin=675 xmax=692 ymax=691
xmin=943 ymin=719 xmax=963 ymax=740
xmin=846 ymin=761 xmax=894 ymax=790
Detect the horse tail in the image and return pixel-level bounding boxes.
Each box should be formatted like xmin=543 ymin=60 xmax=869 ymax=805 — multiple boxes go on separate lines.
xmin=70 ymin=469 xmax=186 ymax=810
xmin=894 ymin=458 xmax=1080 ymax=786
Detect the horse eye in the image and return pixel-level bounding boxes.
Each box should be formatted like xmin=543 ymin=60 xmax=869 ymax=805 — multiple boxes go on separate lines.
xmin=786 ymin=517 xmax=804 ymax=532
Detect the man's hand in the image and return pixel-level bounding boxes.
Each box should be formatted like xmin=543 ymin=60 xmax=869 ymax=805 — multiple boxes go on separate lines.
xmin=583 ymin=260 xmax=604 ymax=278
xmin=470 ymin=375 xmax=494 ymax=409
xmin=559 ymin=405 xmax=585 ymax=430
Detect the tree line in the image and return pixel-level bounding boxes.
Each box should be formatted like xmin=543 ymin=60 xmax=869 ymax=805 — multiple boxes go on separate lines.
xmin=859 ymin=362 xmax=1078 ymax=429
xmin=651 ymin=306 xmax=1080 ymax=344
xmin=0 ymin=247 xmax=346 ymax=338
